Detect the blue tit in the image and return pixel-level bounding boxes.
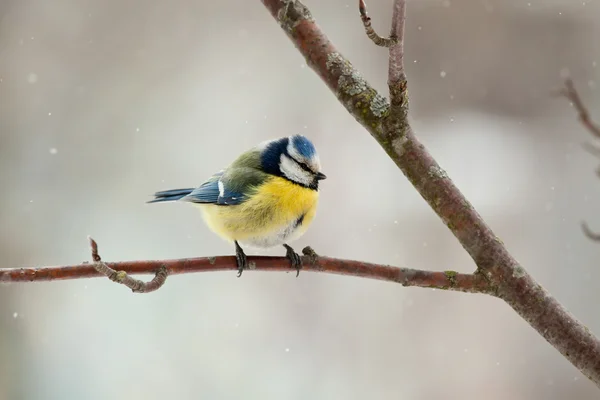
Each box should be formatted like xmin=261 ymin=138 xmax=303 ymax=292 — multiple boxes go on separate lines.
xmin=148 ymin=135 xmax=326 ymax=277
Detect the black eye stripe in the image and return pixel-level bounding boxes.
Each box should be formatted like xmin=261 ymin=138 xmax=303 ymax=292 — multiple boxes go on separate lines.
xmin=285 ymin=152 xmax=316 ymax=174
xmin=296 ymin=160 xmax=314 ymax=174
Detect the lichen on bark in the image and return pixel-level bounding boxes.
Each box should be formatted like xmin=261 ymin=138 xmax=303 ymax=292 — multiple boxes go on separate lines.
xmin=275 ymin=0 xmax=314 ymax=34
xmin=325 ymin=52 xmax=389 ymax=132
xmin=444 ymin=270 xmax=458 ymax=286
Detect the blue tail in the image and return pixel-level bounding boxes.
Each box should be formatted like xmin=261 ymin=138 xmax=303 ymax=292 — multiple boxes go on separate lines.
xmin=147 ymin=188 xmax=195 ymax=203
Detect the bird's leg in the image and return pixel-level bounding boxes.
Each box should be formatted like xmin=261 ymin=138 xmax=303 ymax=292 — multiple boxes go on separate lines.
xmin=234 ymin=241 xmax=248 ymax=277
xmin=283 ymin=244 xmax=302 ymax=277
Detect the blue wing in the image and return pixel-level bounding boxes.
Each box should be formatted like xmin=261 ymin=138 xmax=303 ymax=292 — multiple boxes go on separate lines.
xmin=182 ymin=171 xmax=247 ymax=206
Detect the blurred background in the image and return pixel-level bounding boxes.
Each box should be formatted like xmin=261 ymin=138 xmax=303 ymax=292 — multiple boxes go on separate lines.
xmin=0 ymin=0 xmax=599 ymax=398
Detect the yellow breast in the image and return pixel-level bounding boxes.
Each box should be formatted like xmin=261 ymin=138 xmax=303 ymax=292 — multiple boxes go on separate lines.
xmin=197 ymin=176 xmax=319 ymax=245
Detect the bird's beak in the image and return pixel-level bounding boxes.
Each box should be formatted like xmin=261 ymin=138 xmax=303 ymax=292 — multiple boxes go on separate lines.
xmin=316 ymin=172 xmax=327 ymax=180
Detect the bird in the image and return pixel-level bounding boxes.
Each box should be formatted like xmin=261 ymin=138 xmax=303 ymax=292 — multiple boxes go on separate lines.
xmin=148 ymin=135 xmax=326 ymax=277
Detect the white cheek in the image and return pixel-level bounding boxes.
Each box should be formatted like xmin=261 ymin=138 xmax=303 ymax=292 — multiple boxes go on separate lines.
xmin=280 ymin=154 xmax=312 ymax=186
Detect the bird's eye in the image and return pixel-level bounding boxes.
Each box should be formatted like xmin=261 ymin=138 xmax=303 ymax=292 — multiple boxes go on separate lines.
xmin=297 ymin=161 xmax=315 ymax=174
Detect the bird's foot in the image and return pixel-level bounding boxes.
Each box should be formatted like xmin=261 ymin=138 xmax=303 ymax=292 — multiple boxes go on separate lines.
xmin=234 ymin=241 xmax=248 ymax=278
xmin=283 ymin=244 xmax=302 ymax=277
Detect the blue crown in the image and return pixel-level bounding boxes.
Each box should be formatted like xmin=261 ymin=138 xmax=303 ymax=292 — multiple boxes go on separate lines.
xmin=290 ymin=135 xmax=316 ymax=159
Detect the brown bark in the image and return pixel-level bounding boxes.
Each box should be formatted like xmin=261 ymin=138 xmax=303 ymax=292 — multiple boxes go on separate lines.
xmin=0 ymin=240 xmax=490 ymax=294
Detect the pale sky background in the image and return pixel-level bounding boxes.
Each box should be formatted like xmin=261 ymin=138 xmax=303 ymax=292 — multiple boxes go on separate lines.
xmin=1 ymin=0 xmax=600 ymax=399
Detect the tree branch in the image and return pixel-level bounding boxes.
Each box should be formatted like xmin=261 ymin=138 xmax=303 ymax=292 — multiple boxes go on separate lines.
xmin=0 ymin=238 xmax=491 ymax=294
xmin=261 ymin=0 xmax=600 ymax=387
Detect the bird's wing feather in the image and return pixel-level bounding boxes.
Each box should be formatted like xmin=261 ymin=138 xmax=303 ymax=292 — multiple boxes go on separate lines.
xmin=182 ymin=167 xmax=268 ymax=206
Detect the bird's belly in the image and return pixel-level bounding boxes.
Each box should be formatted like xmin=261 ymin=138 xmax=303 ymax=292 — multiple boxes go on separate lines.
xmin=197 ymin=176 xmax=318 ymax=248
xmin=238 ymin=217 xmax=305 ymax=248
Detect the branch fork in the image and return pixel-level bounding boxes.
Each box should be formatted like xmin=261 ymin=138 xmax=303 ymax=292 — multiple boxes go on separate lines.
xmin=358 ymin=0 xmax=399 ymax=47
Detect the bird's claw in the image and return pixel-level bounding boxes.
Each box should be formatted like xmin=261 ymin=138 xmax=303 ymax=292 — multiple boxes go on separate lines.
xmin=283 ymin=244 xmax=302 ymax=277
xmin=234 ymin=241 xmax=248 ymax=277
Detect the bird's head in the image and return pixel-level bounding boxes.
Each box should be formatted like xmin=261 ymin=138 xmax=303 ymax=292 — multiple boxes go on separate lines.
xmin=259 ymin=135 xmax=326 ymax=190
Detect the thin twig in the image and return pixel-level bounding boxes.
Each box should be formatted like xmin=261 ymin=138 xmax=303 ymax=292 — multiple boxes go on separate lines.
xmin=387 ymin=0 xmax=407 ymax=107
xmin=559 ymin=79 xmax=600 ymax=139
xmin=358 ymin=0 xmax=398 ymax=47
xmin=88 ymin=237 xmax=168 ymax=293
xmin=0 ymin=239 xmax=491 ymax=294
xmin=582 ymin=141 xmax=600 ymax=176
xmin=582 ymin=222 xmax=600 ymax=242
xmin=559 ymin=79 xmax=600 ymax=240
